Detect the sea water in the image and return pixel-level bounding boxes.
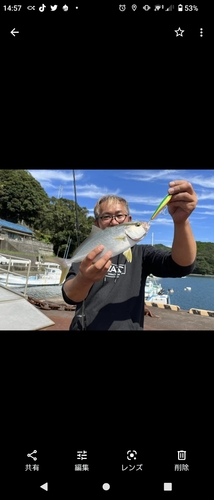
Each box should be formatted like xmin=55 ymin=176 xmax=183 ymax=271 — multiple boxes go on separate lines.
xmin=155 ymin=275 xmax=214 ymax=311
xmin=7 ymin=276 xmax=214 ymax=311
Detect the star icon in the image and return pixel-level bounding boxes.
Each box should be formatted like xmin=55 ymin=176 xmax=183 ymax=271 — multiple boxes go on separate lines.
xmin=174 ymin=27 xmax=185 ymax=37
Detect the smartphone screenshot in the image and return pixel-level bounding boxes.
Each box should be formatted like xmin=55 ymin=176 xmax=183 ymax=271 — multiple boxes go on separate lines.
xmin=1 ymin=2 xmax=210 ymax=498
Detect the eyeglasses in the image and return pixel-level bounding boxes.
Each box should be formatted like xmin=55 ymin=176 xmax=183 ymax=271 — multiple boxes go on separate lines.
xmin=98 ymin=214 xmax=128 ymax=222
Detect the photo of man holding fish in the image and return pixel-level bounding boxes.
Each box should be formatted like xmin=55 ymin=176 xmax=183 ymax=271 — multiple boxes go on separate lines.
xmin=62 ymin=180 xmax=198 ymax=330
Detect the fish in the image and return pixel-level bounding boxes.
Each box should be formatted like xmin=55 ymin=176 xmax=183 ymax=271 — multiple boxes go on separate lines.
xmin=50 ymin=193 xmax=172 ymax=284
xmin=58 ymin=221 xmax=150 ymax=283
xmin=150 ymin=194 xmax=172 ymax=220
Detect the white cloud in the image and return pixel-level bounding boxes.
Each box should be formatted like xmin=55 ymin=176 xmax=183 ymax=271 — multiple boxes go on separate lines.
xmin=150 ymin=217 xmax=173 ymax=226
xmin=83 ymin=193 xmax=174 ymax=207
xmin=126 ymin=209 xmax=153 ymax=215
xmin=197 ymin=204 xmax=214 ymax=209
xmin=197 ymin=192 xmax=214 ymax=200
xmin=190 ymin=216 xmax=207 ymax=220
xmin=197 ymin=211 xmax=214 ymax=215
xmin=29 ymin=169 xmax=83 ymax=181
xmin=75 ymin=185 xmax=121 ymax=199
xmin=86 ymin=208 xmax=152 ymax=216
xmin=190 ymin=174 xmax=214 ymax=188
xmin=115 ymin=169 xmax=180 ymax=182
xmin=116 ymin=170 xmax=214 ymax=191
xmin=124 ymin=195 xmax=171 ymax=205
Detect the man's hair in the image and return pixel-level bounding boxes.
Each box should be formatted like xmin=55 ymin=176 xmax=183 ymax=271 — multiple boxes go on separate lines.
xmin=94 ymin=195 xmax=130 ymax=219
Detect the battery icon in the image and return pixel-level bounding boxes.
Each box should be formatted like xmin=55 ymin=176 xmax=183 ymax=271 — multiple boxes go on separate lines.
xmin=178 ymin=4 xmax=183 ymax=10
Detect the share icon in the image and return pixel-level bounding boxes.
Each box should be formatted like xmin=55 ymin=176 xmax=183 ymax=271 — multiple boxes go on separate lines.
xmin=27 ymin=450 xmax=37 ymax=461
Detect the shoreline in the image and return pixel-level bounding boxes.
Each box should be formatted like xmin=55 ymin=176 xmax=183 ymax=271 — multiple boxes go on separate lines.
xmin=189 ymin=274 xmax=214 ymax=278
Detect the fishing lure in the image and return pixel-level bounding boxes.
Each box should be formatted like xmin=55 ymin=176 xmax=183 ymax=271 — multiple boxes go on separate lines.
xmin=150 ymin=194 xmax=172 ymax=220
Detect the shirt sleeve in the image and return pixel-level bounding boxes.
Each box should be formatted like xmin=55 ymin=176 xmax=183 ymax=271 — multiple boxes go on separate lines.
xmin=61 ymin=263 xmax=81 ymax=305
xmin=142 ymin=245 xmax=196 ymax=277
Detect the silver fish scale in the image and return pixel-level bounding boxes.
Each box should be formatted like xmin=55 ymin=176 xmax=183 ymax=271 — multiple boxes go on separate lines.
xmin=68 ymin=221 xmax=150 ymax=264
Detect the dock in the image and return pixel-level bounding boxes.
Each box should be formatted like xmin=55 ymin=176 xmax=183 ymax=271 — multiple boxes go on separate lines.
xmin=0 ymin=286 xmax=55 ymax=330
xmin=31 ymin=296 xmax=214 ymax=331
xmin=143 ymin=304 xmax=214 ymax=330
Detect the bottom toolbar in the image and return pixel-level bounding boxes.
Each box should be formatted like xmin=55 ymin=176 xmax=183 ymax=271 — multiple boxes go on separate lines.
xmin=7 ymin=443 xmax=207 ymax=498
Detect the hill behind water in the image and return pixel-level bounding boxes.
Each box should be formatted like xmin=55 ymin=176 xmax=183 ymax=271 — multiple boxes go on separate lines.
xmin=154 ymin=241 xmax=214 ymax=276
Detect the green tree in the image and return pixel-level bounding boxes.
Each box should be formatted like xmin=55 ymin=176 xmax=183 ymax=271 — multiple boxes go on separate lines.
xmin=36 ymin=197 xmax=95 ymax=256
xmin=0 ymin=170 xmax=49 ymax=227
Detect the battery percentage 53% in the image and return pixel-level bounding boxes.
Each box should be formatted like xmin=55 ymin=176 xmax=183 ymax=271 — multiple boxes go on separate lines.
xmin=184 ymin=5 xmax=199 ymax=11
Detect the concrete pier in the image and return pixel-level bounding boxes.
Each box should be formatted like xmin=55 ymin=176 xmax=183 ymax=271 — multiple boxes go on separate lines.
xmin=35 ymin=297 xmax=214 ymax=331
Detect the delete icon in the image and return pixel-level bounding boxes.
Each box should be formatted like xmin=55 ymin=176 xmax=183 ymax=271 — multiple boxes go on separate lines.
xmin=177 ymin=450 xmax=186 ymax=460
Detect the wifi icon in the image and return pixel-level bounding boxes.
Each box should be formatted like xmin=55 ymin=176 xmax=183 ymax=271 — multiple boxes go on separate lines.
xmin=154 ymin=4 xmax=162 ymax=10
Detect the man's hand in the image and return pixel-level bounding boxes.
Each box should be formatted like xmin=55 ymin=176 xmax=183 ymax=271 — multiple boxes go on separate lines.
xmin=167 ymin=180 xmax=198 ymax=224
xmin=63 ymin=245 xmax=113 ymax=302
xmin=78 ymin=245 xmax=112 ymax=283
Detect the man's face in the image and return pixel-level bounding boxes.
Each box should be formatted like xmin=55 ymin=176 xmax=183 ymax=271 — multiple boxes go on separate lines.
xmin=95 ymin=201 xmax=132 ymax=229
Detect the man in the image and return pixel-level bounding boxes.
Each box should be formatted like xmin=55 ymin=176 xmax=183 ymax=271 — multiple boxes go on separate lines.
xmin=62 ymin=180 xmax=197 ymax=330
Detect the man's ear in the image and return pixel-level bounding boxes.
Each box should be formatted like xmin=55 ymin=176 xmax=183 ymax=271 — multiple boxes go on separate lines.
xmin=94 ymin=219 xmax=99 ymax=227
xmin=128 ymin=215 xmax=132 ymax=222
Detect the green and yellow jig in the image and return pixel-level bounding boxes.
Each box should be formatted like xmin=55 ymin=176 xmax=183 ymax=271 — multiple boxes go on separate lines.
xmin=150 ymin=194 xmax=172 ymax=220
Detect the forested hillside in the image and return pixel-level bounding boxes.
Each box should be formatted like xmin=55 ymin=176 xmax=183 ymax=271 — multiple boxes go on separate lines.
xmin=155 ymin=243 xmax=214 ymax=275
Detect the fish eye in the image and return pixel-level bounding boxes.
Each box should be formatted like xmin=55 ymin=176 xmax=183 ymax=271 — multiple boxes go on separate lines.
xmin=135 ymin=222 xmax=141 ymax=227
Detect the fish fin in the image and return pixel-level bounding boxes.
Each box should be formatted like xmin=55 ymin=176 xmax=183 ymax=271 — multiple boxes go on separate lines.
xmin=113 ymin=236 xmax=126 ymax=241
xmin=59 ymin=268 xmax=69 ymax=284
xmin=59 ymin=259 xmax=73 ymax=283
xmin=123 ymin=248 xmax=132 ymax=262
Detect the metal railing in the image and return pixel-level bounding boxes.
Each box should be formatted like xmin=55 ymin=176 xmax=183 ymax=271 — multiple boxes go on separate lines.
xmin=0 ymin=254 xmax=31 ymax=297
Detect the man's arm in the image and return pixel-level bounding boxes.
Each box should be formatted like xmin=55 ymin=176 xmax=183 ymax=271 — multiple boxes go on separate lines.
xmin=63 ymin=272 xmax=96 ymax=303
xmin=171 ymin=220 xmax=197 ymax=266
xmin=167 ymin=180 xmax=198 ymax=266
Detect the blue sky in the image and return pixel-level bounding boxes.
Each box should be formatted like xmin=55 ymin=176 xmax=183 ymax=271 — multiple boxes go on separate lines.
xmin=28 ymin=169 xmax=214 ymax=246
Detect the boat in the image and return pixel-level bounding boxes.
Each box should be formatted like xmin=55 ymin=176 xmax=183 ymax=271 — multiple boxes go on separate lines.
xmin=145 ymin=275 xmax=170 ymax=305
xmin=35 ymin=261 xmax=61 ymax=270
xmin=145 ymin=275 xmax=163 ymax=298
xmin=0 ymin=267 xmax=63 ymax=288
xmin=0 ymin=254 xmax=31 ymax=266
xmin=146 ymin=292 xmax=170 ymax=305
xmin=184 ymin=286 xmax=191 ymax=291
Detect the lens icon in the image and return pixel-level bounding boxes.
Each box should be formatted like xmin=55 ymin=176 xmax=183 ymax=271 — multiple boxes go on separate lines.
xmin=132 ymin=4 xmax=137 ymax=10
xmin=119 ymin=4 xmax=126 ymax=11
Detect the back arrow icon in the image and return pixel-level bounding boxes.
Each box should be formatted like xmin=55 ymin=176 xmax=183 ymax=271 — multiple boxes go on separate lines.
xmin=11 ymin=28 xmax=19 ymax=37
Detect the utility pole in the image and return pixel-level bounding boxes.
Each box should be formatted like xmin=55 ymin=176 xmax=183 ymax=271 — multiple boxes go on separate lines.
xmin=152 ymin=232 xmax=154 ymax=246
xmin=58 ymin=185 xmax=63 ymax=199
xmin=72 ymin=169 xmax=80 ymax=247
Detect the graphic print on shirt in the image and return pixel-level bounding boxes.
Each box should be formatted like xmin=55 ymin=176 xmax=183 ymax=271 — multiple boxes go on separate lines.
xmin=105 ymin=264 xmax=126 ymax=279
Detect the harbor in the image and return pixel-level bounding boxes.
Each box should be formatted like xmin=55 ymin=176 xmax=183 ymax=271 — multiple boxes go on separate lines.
xmin=1 ymin=169 xmax=213 ymax=331
xmin=1 ymin=257 xmax=214 ymax=330
xmin=25 ymin=294 xmax=214 ymax=331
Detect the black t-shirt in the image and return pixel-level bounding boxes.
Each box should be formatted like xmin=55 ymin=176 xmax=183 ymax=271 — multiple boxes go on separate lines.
xmin=62 ymin=245 xmax=195 ymax=330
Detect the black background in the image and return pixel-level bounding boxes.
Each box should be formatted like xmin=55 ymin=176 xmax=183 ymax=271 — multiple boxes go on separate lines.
xmin=3 ymin=331 xmax=212 ymax=497
xmin=1 ymin=1 xmax=209 ymax=168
